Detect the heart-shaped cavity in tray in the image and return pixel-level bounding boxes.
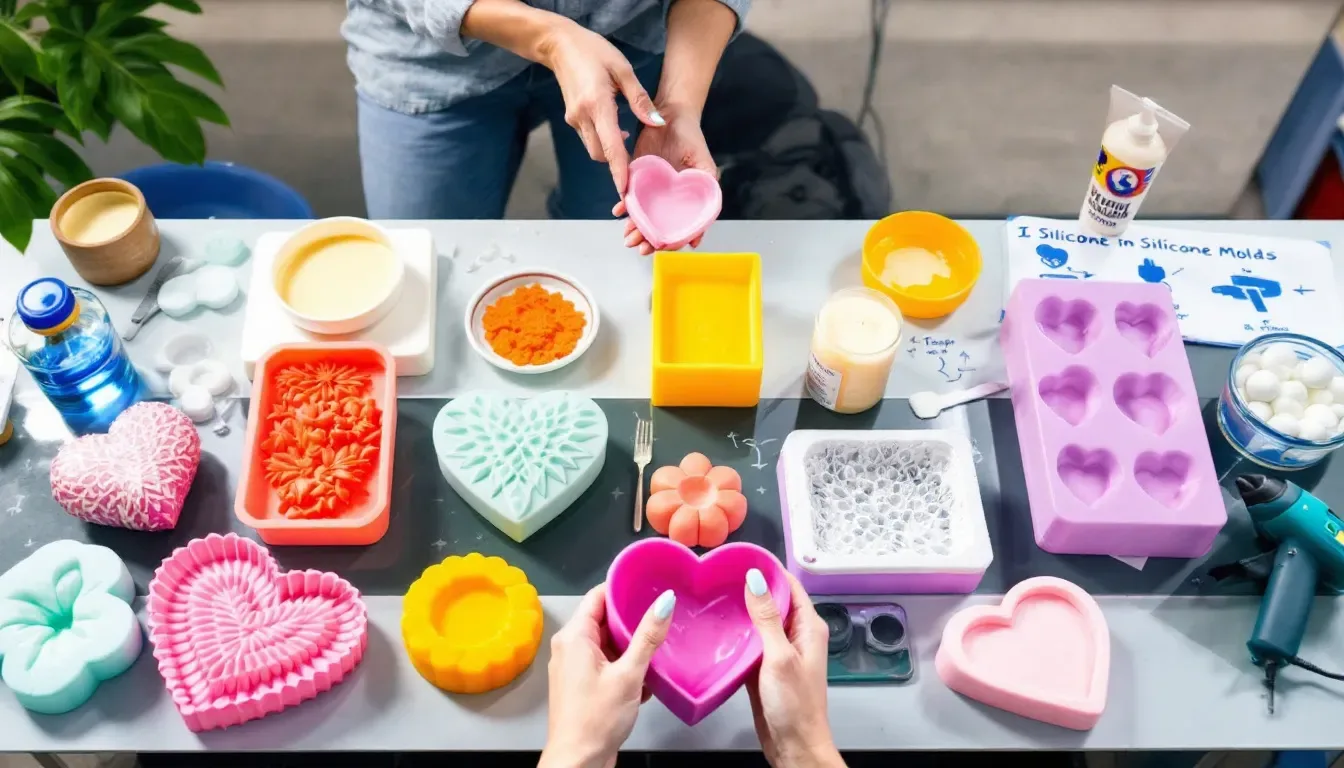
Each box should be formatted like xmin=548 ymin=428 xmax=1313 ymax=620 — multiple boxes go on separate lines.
xmin=1037 ymin=366 xmax=1098 ymax=427
xmin=1034 ymin=297 xmax=1099 ymax=355
xmin=1113 ymin=372 xmax=1181 ymax=436
xmin=1114 ymin=301 xmax=1175 ymax=358
xmin=1055 ymin=445 xmax=1117 ymax=506
xmin=1134 ymin=450 xmax=1196 ymax=508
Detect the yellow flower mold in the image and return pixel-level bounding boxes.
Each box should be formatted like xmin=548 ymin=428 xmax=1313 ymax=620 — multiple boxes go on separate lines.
xmin=401 ymin=552 xmax=543 ymax=694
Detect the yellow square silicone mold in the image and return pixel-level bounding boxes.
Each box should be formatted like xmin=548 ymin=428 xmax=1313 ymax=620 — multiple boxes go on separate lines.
xmin=401 ymin=553 xmax=543 ymax=694
xmin=651 ymin=252 xmax=763 ymax=407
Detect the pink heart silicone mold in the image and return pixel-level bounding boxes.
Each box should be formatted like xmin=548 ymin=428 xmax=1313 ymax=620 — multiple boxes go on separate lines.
xmin=50 ymin=402 xmax=201 ymax=531
xmin=146 ymin=533 xmax=368 ymax=732
xmin=624 ymin=155 xmax=722 ymax=250
xmin=935 ymin=576 xmax=1109 ymax=730
xmin=605 ymin=538 xmax=788 ymax=726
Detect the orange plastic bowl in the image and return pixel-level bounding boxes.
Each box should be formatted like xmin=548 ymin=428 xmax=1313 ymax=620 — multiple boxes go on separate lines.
xmin=861 ymin=212 xmax=981 ymax=319
xmin=235 ymin=342 xmax=396 ymax=545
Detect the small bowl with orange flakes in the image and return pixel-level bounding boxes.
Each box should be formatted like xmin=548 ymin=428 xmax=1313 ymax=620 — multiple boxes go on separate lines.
xmin=465 ymin=268 xmax=600 ymax=374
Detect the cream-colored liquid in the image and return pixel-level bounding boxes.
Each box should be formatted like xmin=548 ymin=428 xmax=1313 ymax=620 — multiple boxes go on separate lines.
xmin=880 ymin=246 xmax=951 ymax=288
xmin=278 ymin=235 xmax=398 ymax=319
xmin=60 ymin=191 xmax=139 ymax=244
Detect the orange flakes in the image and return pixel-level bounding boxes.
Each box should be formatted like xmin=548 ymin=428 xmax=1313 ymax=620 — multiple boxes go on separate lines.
xmin=260 ymin=362 xmax=383 ymax=519
xmin=482 ymin=283 xmax=586 ymax=366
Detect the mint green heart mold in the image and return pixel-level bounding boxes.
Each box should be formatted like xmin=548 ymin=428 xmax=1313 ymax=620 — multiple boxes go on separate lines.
xmin=433 ymin=391 xmax=609 ymax=542
xmin=0 ymin=540 xmax=142 ymax=714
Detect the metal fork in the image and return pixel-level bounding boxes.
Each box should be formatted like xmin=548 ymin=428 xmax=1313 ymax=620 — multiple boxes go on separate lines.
xmin=633 ymin=417 xmax=653 ymax=532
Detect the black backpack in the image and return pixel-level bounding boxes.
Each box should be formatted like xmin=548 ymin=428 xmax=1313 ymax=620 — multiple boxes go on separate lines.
xmin=703 ymin=33 xmax=891 ymax=220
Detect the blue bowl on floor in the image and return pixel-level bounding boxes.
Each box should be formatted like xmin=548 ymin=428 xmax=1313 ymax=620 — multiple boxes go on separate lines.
xmin=118 ymin=161 xmax=314 ymax=219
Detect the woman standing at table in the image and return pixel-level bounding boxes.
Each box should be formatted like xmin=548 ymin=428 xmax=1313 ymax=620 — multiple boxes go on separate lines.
xmin=344 ymin=0 xmax=744 ymax=247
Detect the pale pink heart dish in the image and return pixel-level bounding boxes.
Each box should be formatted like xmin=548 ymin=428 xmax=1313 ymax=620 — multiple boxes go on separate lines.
xmin=624 ymin=155 xmax=722 ymax=250
xmin=146 ymin=533 xmax=369 ymax=732
xmin=934 ymin=576 xmax=1109 ymax=730
xmin=50 ymin=402 xmax=201 ymax=531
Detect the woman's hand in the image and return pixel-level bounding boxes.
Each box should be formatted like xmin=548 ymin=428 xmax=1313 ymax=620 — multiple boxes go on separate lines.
xmin=539 ymin=583 xmax=675 ymax=768
xmin=613 ymin=107 xmax=716 ymax=256
xmin=537 ymin=19 xmax=665 ymax=199
xmin=743 ymin=569 xmax=845 ymax=768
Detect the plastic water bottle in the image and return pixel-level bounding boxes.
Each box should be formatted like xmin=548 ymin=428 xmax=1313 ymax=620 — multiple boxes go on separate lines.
xmin=5 ymin=278 xmax=145 ymax=434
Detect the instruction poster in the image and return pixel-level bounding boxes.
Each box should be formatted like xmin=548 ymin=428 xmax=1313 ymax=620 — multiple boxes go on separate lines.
xmin=1005 ymin=217 xmax=1344 ymax=347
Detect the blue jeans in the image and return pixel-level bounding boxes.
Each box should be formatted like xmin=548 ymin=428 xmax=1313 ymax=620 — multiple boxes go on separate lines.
xmin=357 ymin=44 xmax=663 ymax=220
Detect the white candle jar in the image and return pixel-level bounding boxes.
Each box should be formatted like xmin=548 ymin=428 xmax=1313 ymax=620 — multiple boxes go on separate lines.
xmin=805 ymin=287 xmax=904 ymax=414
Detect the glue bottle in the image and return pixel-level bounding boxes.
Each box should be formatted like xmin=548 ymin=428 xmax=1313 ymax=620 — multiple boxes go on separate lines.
xmin=1080 ymin=86 xmax=1190 ymax=236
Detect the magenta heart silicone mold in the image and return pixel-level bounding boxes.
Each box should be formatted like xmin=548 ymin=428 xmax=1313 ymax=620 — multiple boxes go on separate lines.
xmin=624 ymin=155 xmax=722 ymax=250
xmin=146 ymin=533 xmax=368 ymax=732
xmin=935 ymin=576 xmax=1109 ymax=730
xmin=605 ymin=538 xmax=788 ymax=726
xmin=50 ymin=402 xmax=201 ymax=531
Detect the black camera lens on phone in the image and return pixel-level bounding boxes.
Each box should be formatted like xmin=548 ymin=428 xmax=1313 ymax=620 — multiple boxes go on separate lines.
xmin=864 ymin=611 xmax=906 ymax=655
xmin=816 ymin=602 xmax=852 ymax=655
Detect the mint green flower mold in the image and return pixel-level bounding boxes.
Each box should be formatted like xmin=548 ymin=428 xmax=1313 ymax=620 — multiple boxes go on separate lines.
xmin=433 ymin=391 xmax=609 ymax=542
xmin=0 ymin=540 xmax=142 ymax=714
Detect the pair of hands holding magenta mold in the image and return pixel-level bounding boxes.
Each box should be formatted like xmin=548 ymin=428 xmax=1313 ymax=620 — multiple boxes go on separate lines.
xmin=539 ymin=570 xmax=846 ymax=768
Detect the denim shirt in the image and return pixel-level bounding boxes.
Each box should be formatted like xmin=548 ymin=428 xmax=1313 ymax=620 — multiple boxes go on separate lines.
xmin=344 ymin=0 xmax=751 ymax=115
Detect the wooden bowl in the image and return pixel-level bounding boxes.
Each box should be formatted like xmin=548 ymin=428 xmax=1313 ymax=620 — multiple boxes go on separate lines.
xmin=50 ymin=178 xmax=160 ymax=286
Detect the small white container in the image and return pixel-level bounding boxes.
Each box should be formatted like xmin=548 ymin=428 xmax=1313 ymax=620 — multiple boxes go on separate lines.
xmin=464 ymin=268 xmax=600 ymax=375
xmin=271 ymin=217 xmax=405 ymax=335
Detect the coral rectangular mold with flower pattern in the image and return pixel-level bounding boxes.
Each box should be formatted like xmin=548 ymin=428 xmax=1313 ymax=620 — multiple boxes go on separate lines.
xmin=146 ymin=533 xmax=368 ymax=732
xmin=1001 ymin=279 xmax=1225 ymax=556
xmin=433 ymin=391 xmax=608 ymax=542
xmin=236 ymin=342 xmax=396 ymax=546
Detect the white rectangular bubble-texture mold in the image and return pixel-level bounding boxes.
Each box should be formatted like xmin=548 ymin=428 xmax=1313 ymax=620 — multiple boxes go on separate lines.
xmin=1001 ymin=279 xmax=1226 ymax=557
xmin=777 ymin=430 xmax=992 ymax=594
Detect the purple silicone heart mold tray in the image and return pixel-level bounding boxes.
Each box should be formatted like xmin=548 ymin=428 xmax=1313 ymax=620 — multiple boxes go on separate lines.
xmin=1002 ymin=279 xmax=1225 ymax=557
xmin=605 ymin=538 xmax=789 ymax=726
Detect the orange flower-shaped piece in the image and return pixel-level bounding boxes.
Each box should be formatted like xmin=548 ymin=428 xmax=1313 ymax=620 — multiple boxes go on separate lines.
xmin=646 ymin=452 xmax=748 ymax=548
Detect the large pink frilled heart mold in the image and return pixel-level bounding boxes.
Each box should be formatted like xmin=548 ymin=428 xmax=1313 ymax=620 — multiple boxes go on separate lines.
xmin=50 ymin=402 xmax=201 ymax=531
xmin=146 ymin=533 xmax=368 ymax=732
xmin=624 ymin=155 xmax=722 ymax=251
xmin=605 ymin=538 xmax=789 ymax=726
xmin=935 ymin=576 xmax=1109 ymax=730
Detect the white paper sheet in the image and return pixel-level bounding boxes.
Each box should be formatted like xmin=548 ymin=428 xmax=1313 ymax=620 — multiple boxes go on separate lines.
xmin=1006 ymin=217 xmax=1344 ymax=347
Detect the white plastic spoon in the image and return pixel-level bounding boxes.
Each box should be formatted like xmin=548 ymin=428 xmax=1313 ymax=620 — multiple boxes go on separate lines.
xmin=909 ymin=382 xmax=1008 ymax=420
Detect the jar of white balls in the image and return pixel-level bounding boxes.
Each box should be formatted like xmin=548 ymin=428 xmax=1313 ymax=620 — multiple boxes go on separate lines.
xmin=1218 ymin=333 xmax=1344 ymax=469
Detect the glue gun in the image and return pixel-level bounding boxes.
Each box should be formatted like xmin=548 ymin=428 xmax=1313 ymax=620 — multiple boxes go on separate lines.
xmin=1234 ymin=475 xmax=1344 ymax=712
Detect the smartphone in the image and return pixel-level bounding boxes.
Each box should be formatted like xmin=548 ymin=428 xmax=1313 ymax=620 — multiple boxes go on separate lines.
xmin=815 ymin=601 xmax=914 ymax=684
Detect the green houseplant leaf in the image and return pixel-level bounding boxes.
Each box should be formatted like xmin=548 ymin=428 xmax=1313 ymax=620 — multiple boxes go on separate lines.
xmin=0 ymin=0 xmax=227 ymax=253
